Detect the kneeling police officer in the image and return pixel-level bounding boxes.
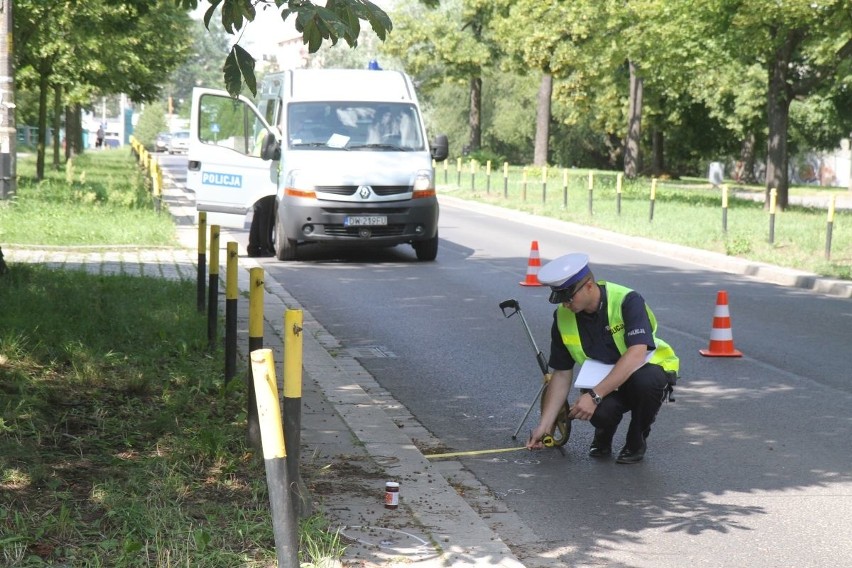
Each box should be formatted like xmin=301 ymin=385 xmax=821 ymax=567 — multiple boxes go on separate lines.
xmin=526 ymin=253 xmax=679 ymax=464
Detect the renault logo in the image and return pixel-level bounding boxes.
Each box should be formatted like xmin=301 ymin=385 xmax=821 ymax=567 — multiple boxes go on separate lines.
xmin=358 ymin=185 xmax=372 ymax=199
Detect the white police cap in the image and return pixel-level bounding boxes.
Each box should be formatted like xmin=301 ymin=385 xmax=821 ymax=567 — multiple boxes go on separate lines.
xmin=538 ymin=253 xmax=591 ymax=304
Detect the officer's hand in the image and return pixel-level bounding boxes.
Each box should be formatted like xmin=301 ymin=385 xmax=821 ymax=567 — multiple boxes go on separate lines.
xmin=526 ymin=425 xmax=547 ymax=450
xmin=568 ymin=394 xmax=596 ymax=421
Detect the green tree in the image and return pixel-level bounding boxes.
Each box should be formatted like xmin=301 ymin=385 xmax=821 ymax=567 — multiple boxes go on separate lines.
xmin=649 ymin=0 xmax=852 ymax=208
xmin=15 ymin=0 xmax=192 ymax=178
xmin=742 ymin=0 xmax=852 ymax=207
xmin=790 ymin=87 xmax=852 ymax=154
xmin=491 ymin=1 xmax=579 ymax=166
xmin=492 ymin=1 xmax=665 ymax=173
xmin=302 ymin=19 xmax=391 ymax=69
xmin=176 ymin=0 xmax=394 ymax=97
xmin=382 ymin=0 xmax=502 ymax=154
xmin=134 ymin=101 xmax=170 ymax=149
xmin=163 ymin=18 xmax=232 ymax=117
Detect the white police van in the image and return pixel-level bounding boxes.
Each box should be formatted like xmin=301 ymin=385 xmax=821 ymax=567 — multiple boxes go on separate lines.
xmin=186 ymin=68 xmax=449 ymax=261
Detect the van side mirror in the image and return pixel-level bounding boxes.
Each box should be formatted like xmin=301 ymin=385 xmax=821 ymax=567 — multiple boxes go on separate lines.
xmin=260 ymin=132 xmax=281 ymax=161
xmin=430 ymin=134 xmax=449 ymax=162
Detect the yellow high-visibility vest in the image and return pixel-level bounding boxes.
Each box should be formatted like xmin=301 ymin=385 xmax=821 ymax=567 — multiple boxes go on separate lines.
xmin=556 ymin=281 xmax=679 ymax=376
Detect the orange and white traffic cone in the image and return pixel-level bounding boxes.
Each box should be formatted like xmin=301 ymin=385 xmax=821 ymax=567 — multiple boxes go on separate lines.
xmin=699 ymin=290 xmax=743 ymax=357
xmin=519 ymin=241 xmax=543 ymax=287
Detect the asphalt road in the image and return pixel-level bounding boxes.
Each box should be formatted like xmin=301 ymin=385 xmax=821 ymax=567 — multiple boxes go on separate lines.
xmin=163 ymin=155 xmax=852 ymax=567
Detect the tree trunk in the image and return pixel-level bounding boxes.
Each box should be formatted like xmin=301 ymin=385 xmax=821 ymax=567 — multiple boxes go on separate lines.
xmin=64 ymin=106 xmax=73 ymax=160
xmin=764 ymin=38 xmax=796 ymax=209
xmin=52 ymin=84 xmax=62 ymax=169
xmin=533 ymin=73 xmax=552 ymax=167
xmin=738 ymin=133 xmax=758 ymax=184
xmin=651 ymin=129 xmax=664 ymax=176
xmin=36 ymin=70 xmax=49 ymax=180
xmin=624 ymin=60 xmax=643 ymax=179
xmin=70 ymin=105 xmax=83 ymax=156
xmin=468 ymin=76 xmax=481 ymax=153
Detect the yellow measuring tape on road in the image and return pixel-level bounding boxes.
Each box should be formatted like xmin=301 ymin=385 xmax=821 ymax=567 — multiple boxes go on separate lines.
xmin=424 ymin=433 xmax=563 ymax=460
xmin=424 ymin=447 xmax=528 ymax=460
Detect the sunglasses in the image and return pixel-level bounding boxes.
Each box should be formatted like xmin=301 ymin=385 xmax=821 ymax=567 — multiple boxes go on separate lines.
xmin=549 ymin=276 xmax=591 ymax=304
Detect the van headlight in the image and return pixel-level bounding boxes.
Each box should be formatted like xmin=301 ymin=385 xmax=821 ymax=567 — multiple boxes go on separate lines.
xmin=285 ymin=169 xmax=317 ymax=199
xmin=286 ymin=169 xmax=308 ymax=189
xmin=412 ymin=170 xmax=434 ymax=198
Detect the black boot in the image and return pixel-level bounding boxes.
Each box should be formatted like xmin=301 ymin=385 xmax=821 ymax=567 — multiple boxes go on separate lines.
xmin=616 ymin=439 xmax=647 ymax=464
xmin=588 ymin=428 xmax=614 ymax=458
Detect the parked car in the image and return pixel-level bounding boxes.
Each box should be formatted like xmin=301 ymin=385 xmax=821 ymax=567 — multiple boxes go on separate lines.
xmin=168 ymin=131 xmax=190 ymax=154
xmin=155 ymin=132 xmax=171 ymax=152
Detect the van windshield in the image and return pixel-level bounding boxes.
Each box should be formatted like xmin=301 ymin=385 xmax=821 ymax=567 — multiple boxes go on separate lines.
xmin=287 ymin=102 xmax=424 ymax=151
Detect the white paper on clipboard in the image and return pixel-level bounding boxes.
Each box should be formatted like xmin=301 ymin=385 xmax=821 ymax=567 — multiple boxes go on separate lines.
xmin=574 ymin=351 xmax=656 ymax=389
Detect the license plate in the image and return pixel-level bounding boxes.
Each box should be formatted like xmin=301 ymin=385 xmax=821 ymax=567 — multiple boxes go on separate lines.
xmin=344 ymin=215 xmax=387 ymax=227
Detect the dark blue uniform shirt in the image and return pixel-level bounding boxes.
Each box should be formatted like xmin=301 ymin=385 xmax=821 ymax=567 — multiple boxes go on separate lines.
xmin=548 ymin=283 xmax=656 ymax=371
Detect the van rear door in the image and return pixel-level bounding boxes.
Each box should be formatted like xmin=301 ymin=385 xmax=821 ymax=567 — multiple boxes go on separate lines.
xmin=187 ymin=88 xmax=278 ymax=229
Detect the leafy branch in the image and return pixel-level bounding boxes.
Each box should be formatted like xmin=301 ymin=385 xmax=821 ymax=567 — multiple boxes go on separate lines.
xmin=175 ymin=0 xmax=393 ymax=97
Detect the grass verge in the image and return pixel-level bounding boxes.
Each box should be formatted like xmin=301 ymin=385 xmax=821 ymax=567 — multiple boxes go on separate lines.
xmin=441 ymin=168 xmax=851 ymax=281
xmin=0 ymin=265 xmax=344 ymax=566
xmin=1 ymin=152 xmax=345 ymax=566
xmin=0 ymin=265 xmax=274 ymax=565
xmin=1 ymin=150 xmax=176 ymax=247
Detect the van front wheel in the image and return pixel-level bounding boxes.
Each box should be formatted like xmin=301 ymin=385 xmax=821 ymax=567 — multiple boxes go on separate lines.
xmin=274 ymin=219 xmax=297 ymax=261
xmin=414 ymin=232 xmax=438 ymax=261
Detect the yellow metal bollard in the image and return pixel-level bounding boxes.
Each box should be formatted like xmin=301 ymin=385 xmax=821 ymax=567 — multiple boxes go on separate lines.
xmin=250 ymin=349 xmax=299 ymax=568
xmin=616 ymin=172 xmax=623 ymax=215
xmin=283 ymin=309 xmax=312 ymax=517
xmin=251 ymin=349 xmax=285 ymax=455
xmin=503 ymin=161 xmax=509 ymax=198
xmin=769 ymin=187 xmax=777 ymax=244
xmin=156 ymin=165 xmax=163 ymax=208
xmin=825 ymin=195 xmax=836 ymax=260
xmin=150 ymin=158 xmax=161 ymax=211
xmin=649 ymin=178 xmax=657 ymax=222
xmin=207 ymin=225 xmax=220 ymax=350
xmin=587 ymin=170 xmax=594 ymax=215
xmin=224 ymin=242 xmax=239 ymax=384
xmin=246 ymin=267 xmax=264 ymax=449
xmin=197 ymin=212 xmax=207 ymax=312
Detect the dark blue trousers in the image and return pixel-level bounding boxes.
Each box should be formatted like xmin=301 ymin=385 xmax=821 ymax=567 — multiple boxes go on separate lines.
xmin=589 ymin=363 xmax=672 ymax=450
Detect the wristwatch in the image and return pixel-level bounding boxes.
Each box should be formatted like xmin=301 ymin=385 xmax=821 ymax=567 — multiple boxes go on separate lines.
xmin=588 ymin=390 xmax=602 ymax=405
